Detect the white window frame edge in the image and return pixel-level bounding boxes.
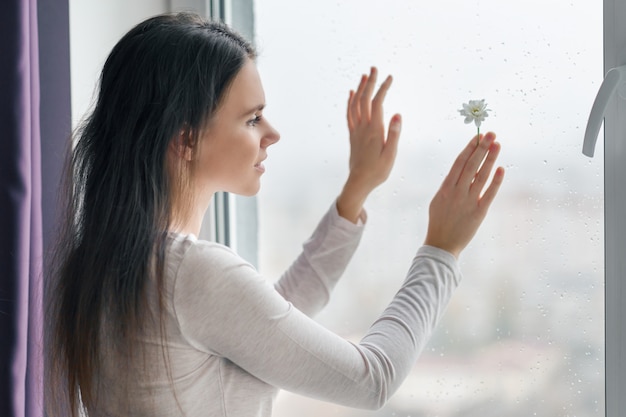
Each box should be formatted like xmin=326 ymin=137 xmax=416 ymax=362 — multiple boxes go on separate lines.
xmin=226 ymin=0 xmax=258 ymax=267
xmin=603 ymin=0 xmax=625 ymax=415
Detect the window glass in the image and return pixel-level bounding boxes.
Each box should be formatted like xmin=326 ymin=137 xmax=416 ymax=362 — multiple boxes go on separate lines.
xmin=255 ymin=1 xmax=604 ymax=415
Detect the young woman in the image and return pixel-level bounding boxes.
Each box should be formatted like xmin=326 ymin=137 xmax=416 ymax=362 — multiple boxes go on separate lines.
xmin=46 ymin=12 xmax=504 ymax=417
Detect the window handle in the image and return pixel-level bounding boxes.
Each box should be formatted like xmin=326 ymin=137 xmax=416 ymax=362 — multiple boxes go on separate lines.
xmin=583 ymin=65 xmax=626 ymax=157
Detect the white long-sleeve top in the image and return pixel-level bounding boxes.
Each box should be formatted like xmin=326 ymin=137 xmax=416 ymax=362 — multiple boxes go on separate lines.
xmin=94 ymin=203 xmax=461 ymax=416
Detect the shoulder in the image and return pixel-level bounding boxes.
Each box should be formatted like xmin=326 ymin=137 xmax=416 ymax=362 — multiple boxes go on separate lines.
xmin=166 ymin=233 xmax=263 ymax=305
xmin=165 ymin=234 xmax=288 ymax=349
xmin=167 ymin=233 xmax=251 ymax=275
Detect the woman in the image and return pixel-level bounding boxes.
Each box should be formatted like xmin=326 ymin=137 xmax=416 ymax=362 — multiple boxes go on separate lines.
xmin=46 ymin=12 xmax=504 ymax=417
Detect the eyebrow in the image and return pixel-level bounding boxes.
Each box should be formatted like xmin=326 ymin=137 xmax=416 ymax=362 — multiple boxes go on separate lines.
xmin=241 ymin=104 xmax=265 ymax=117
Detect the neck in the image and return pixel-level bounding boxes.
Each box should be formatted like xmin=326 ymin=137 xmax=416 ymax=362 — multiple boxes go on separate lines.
xmin=171 ymin=191 xmax=214 ymax=236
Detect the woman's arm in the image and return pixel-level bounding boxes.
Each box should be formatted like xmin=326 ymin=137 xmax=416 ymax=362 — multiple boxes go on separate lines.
xmin=273 ymin=202 xmax=365 ymax=317
xmin=174 ymin=238 xmax=459 ymax=410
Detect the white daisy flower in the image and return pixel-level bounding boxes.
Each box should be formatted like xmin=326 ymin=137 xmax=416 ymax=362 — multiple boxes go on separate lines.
xmin=459 ymin=99 xmax=490 ymax=128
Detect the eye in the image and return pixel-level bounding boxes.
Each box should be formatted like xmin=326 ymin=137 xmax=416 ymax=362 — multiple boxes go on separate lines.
xmin=247 ymin=114 xmax=263 ymax=127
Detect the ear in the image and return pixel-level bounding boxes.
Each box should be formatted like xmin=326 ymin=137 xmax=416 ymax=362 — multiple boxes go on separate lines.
xmin=169 ymin=128 xmax=195 ymax=162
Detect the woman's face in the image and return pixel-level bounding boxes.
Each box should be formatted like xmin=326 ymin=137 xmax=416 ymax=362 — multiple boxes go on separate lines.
xmin=195 ymin=59 xmax=280 ymax=196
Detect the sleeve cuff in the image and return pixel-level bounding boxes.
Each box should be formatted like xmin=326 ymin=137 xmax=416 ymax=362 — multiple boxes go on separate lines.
xmin=417 ymin=245 xmax=460 ymax=271
xmin=331 ymin=200 xmax=367 ymax=229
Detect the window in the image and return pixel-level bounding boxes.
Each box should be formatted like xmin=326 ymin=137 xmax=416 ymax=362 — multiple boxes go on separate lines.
xmin=70 ymin=0 xmax=624 ymax=414
xmin=252 ymin=1 xmax=606 ymax=416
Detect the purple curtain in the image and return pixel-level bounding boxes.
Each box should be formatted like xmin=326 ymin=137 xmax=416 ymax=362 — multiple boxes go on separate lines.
xmin=1 ymin=0 xmax=69 ymax=415
xmin=0 ymin=0 xmax=43 ymax=415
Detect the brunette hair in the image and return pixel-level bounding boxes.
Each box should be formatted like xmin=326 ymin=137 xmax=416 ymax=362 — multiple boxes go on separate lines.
xmin=46 ymin=12 xmax=255 ymax=416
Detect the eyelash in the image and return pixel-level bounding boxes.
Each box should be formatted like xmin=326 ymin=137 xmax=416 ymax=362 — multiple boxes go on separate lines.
xmin=247 ymin=115 xmax=263 ymax=127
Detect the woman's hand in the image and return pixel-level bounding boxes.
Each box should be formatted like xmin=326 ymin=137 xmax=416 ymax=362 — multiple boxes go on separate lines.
xmin=337 ymin=67 xmax=402 ymax=223
xmin=424 ymin=132 xmax=505 ymax=258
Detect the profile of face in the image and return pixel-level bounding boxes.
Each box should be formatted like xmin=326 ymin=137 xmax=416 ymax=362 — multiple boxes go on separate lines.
xmin=193 ymin=59 xmax=280 ymax=197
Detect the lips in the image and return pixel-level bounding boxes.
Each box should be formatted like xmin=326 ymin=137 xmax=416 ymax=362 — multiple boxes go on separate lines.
xmin=254 ymin=158 xmax=266 ymax=172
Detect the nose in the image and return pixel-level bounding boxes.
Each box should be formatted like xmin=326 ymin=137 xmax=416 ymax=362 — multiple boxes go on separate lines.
xmin=261 ymin=120 xmax=280 ymax=148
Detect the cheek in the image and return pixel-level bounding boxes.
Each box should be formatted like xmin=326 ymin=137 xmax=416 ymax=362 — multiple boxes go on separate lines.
xmin=193 ymin=144 xmax=225 ymax=184
xmin=229 ymin=133 xmax=261 ymax=164
xmin=199 ymin=145 xmax=246 ymax=180
xmin=195 ymin=131 xmax=259 ymax=180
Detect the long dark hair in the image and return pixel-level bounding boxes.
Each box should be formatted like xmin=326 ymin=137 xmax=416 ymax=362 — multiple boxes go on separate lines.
xmin=46 ymin=13 xmax=255 ymax=416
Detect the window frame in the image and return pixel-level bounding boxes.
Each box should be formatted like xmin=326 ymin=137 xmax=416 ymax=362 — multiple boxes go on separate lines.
xmin=602 ymin=0 xmax=626 ymax=415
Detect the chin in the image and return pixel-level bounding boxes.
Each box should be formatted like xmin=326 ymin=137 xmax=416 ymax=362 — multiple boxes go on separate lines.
xmin=239 ymin=190 xmax=260 ymax=197
xmin=234 ymin=183 xmax=261 ymax=197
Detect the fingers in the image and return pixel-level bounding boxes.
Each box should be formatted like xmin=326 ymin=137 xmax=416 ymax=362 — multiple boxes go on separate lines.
xmin=478 ymin=166 xmax=505 ymax=214
xmin=458 ymin=132 xmax=496 ymax=187
xmin=371 ymin=75 xmax=393 ymax=123
xmin=348 ymin=67 xmax=391 ymax=128
xmin=359 ymin=67 xmax=378 ymax=120
xmin=347 ymin=90 xmax=355 ymax=131
xmin=424 ymin=135 xmax=504 ymax=257
xmin=459 ymin=132 xmax=496 ymax=187
xmin=441 ymin=133 xmax=481 ymax=189
xmin=349 ymin=74 xmax=368 ymax=127
xmin=442 ymin=132 xmax=496 ymax=190
xmin=470 ymin=140 xmax=501 ymax=196
xmin=382 ymin=114 xmax=402 ymax=162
